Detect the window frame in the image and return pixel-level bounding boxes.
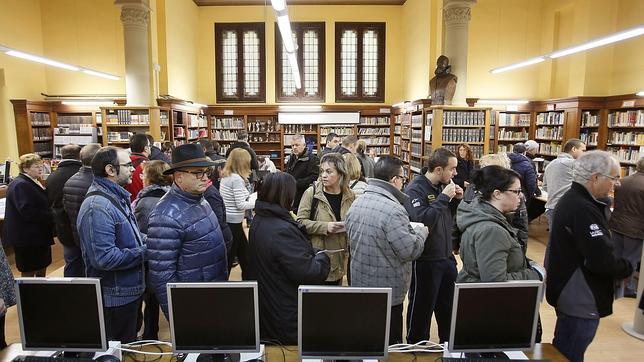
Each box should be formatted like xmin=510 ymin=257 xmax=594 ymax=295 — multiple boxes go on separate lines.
xmin=215 ymin=22 xmax=266 ymax=103
xmin=334 ymin=22 xmax=386 ymax=103
xmin=275 ymin=22 xmax=326 ymax=103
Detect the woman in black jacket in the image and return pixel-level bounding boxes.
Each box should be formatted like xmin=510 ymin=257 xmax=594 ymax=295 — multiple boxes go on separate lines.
xmin=454 ymin=143 xmax=474 ymax=189
xmin=246 ymin=172 xmax=330 ymax=345
xmin=2 ymin=154 xmax=53 ymax=277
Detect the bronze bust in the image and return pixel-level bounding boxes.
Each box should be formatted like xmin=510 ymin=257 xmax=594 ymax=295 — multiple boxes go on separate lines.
xmin=429 ymin=55 xmax=457 ymax=105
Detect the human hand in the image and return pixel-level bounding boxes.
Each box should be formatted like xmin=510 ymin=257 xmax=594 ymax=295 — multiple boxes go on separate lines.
xmin=327 ymin=222 xmax=345 ymax=234
xmin=442 ymin=180 xmax=457 ymax=199
xmin=454 ymin=184 xmax=464 ymax=199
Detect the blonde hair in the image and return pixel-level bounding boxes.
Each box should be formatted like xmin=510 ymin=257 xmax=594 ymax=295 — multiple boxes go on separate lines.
xmin=18 ymin=153 xmax=43 ymax=173
xmin=479 ymin=153 xmax=511 ymax=169
xmin=143 ymin=160 xmax=172 ymax=187
xmin=223 ymin=148 xmax=252 ymax=180
xmin=343 ymin=153 xmax=362 ymax=180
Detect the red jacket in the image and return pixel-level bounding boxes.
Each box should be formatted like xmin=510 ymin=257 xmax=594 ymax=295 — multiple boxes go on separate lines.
xmin=125 ymin=153 xmax=148 ymax=202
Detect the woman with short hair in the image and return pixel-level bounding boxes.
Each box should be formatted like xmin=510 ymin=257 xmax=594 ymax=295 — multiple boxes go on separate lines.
xmin=342 ymin=153 xmax=367 ymax=196
xmin=246 ymin=172 xmax=329 ymax=344
xmin=2 ymin=154 xmax=54 ymax=277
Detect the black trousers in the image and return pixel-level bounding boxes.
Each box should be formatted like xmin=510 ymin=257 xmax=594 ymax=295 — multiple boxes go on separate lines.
xmin=0 ymin=314 xmax=6 ymax=349
xmin=390 ymin=303 xmax=404 ymax=345
xmin=406 ymin=258 xmax=457 ymax=343
xmin=228 ymin=222 xmax=248 ymax=280
xmin=104 ymin=298 xmax=141 ymax=343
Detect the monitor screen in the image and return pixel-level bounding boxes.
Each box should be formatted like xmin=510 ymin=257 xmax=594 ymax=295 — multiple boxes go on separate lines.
xmin=16 ymin=278 xmax=107 ymax=352
xmin=167 ymin=282 xmax=260 ymax=353
xmin=298 ymin=286 xmax=391 ymax=360
xmin=448 ymin=281 xmax=543 ymax=353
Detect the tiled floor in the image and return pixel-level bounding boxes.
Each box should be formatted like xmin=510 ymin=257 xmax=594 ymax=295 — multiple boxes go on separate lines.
xmin=3 ymin=217 xmax=642 ymax=361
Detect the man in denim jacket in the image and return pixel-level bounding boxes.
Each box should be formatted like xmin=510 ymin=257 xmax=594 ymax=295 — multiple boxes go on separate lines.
xmin=77 ymin=147 xmax=146 ymax=343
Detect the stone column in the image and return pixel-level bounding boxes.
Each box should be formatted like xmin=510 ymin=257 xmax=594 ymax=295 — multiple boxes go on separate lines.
xmin=115 ymin=0 xmax=152 ymax=106
xmin=442 ymin=0 xmax=476 ymax=106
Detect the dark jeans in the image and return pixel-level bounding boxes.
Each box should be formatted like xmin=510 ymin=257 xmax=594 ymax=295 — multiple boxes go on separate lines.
xmin=136 ymin=289 xmax=160 ymax=340
xmin=390 ymin=303 xmax=403 ymax=346
xmin=104 ymin=298 xmax=141 ymax=343
xmin=552 ymin=313 xmax=599 ymax=362
xmin=63 ymin=245 xmax=85 ymax=277
xmin=228 ymin=222 xmax=248 ymax=280
xmin=0 ymin=314 xmax=6 ymax=349
xmin=406 ymin=258 xmax=457 ymax=343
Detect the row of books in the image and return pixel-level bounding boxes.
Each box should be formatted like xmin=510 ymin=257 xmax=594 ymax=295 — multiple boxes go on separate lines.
xmin=536 ymin=111 xmax=565 ymax=125
xmin=606 ymin=146 xmax=641 ymax=164
xmin=369 ymin=146 xmax=390 ymax=155
xmin=30 ymin=112 xmax=51 ymax=126
xmin=360 ymin=137 xmax=390 ymax=145
xmin=620 ymin=166 xmax=637 ymax=177
xmin=106 ymin=131 xmax=134 ymax=142
xmin=535 ymin=126 xmax=563 ymax=140
xmin=174 ymin=127 xmax=186 ymax=137
xmin=411 ymin=129 xmax=423 ymax=143
xmin=411 ymin=114 xmax=423 ymax=127
xmin=538 ymin=142 xmax=562 ymax=155
xmin=160 ymin=112 xmax=169 ymax=126
xmin=187 ymin=114 xmax=208 ymax=127
xmin=498 ymin=129 xmax=528 ymax=141
xmin=105 ymin=110 xmax=150 ymax=125
xmin=360 ymin=116 xmax=390 ymax=126
xmin=411 ymin=143 xmax=422 ymax=157
xmin=57 ymin=114 xmax=93 ymax=126
xmin=581 ymin=111 xmax=600 ymax=127
xmin=443 ymin=111 xmax=486 ymax=126
xmin=321 ymin=126 xmax=354 ymax=136
xmin=498 ymin=113 xmax=530 ymax=127
xmin=32 ymin=128 xmax=52 ymax=140
xmin=33 ymin=142 xmax=52 ymax=155
xmin=579 ymin=131 xmax=598 ymax=146
xmin=213 ymin=117 xmax=244 ymax=129
xmin=187 ymin=129 xmax=208 ymax=139
xmin=212 ymin=130 xmax=240 ymax=141
xmin=608 ymin=110 xmax=644 ymax=127
xmin=54 ymin=134 xmax=96 ymax=146
xmin=607 ymin=131 xmax=644 ymax=146
xmin=357 ymin=127 xmax=389 ymax=136
xmin=441 ymin=128 xmax=485 ymax=143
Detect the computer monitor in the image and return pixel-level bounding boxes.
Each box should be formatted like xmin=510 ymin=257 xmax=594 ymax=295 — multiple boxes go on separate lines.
xmin=15 ymin=278 xmax=107 ymax=353
xmin=298 ymin=286 xmax=391 ymax=361
xmin=448 ymin=281 xmax=543 ymax=358
xmin=167 ymin=282 xmax=260 ymax=360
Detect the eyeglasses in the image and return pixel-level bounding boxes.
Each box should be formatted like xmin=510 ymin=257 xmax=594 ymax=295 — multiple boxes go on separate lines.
xmin=504 ymin=188 xmax=523 ymax=195
xmin=600 ymin=173 xmax=620 ymax=182
xmin=118 ymin=162 xmax=133 ymax=168
xmin=176 ymin=168 xmax=213 ymax=179
xmin=393 ymin=175 xmax=407 ymax=183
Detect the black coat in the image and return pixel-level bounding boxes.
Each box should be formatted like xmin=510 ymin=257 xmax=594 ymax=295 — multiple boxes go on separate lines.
xmin=46 ymin=160 xmax=82 ymax=247
xmin=2 ymin=174 xmax=54 ymax=247
xmin=206 ymin=150 xmax=226 ymax=189
xmin=285 ymin=150 xmax=319 ymax=211
xmin=62 ymin=166 xmax=94 ymax=246
xmin=225 ymin=142 xmax=259 ymax=172
xmin=204 ymin=185 xmax=233 ymax=252
xmin=245 ymin=200 xmax=330 ymax=345
xmin=453 ymin=157 xmax=473 ymax=189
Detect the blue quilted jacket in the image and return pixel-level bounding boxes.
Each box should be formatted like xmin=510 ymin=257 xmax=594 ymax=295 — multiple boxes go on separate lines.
xmin=147 ymin=184 xmax=229 ymax=315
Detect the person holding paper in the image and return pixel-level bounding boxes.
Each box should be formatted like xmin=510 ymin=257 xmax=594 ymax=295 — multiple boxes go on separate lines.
xmin=297 ymin=153 xmax=356 ymax=285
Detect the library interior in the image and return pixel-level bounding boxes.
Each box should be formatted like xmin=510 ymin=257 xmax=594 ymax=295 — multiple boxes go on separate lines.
xmin=0 ymin=0 xmax=643 ymax=361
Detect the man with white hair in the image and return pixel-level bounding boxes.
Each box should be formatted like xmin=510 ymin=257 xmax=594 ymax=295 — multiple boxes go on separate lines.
xmin=285 ymin=133 xmax=319 ymax=211
xmin=546 ymin=150 xmax=633 ymax=362
xmin=524 ymin=139 xmax=539 ymax=159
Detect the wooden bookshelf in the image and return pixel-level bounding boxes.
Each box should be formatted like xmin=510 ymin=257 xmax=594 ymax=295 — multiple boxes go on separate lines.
xmin=432 ymin=106 xmax=491 ymax=161
xmin=604 ymin=98 xmax=643 ymax=176
xmin=100 ymin=106 xmax=164 ymax=147
xmin=495 ymin=110 xmax=532 ymax=153
xmin=156 ymin=100 xmax=205 ymax=147
xmin=247 ymin=115 xmax=283 ymax=170
xmin=357 ymin=114 xmax=392 ymax=157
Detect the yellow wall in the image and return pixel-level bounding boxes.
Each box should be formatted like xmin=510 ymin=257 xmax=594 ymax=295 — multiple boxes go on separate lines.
xmin=401 ymin=0 xmax=432 ymax=102
xmin=0 ymin=0 xmax=47 ymax=165
xmin=197 ymin=4 xmax=403 ymax=105
xmin=610 ymin=0 xmax=644 ymax=95
xmin=162 ymin=0 xmax=199 ymax=101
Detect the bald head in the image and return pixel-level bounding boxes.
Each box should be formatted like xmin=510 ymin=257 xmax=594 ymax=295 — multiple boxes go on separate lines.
xmin=61 ymin=144 xmax=81 ymax=160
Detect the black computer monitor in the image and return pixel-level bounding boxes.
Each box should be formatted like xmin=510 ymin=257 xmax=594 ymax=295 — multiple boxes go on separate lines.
xmin=448 ymin=281 xmax=543 ymax=358
xmin=298 ymin=286 xmax=391 ymax=360
xmin=167 ymin=282 xmax=260 ymax=360
xmin=15 ymin=278 xmax=108 ymax=353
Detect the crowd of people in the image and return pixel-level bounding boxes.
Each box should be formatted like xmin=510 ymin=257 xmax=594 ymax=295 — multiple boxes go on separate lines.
xmin=0 ymin=131 xmax=642 ymax=362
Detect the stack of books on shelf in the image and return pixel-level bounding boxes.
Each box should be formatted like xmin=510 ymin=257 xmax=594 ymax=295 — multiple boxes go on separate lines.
xmin=55 ymin=114 xmax=96 ymax=147
xmin=187 ymin=128 xmax=208 ymax=140
xmin=498 ymin=128 xmax=528 ymax=141
xmin=607 ymin=131 xmax=644 ymax=146
xmin=580 ymin=130 xmax=599 ymax=146
xmin=33 ymin=142 xmax=53 ymax=156
xmin=187 ymin=114 xmax=207 ymax=128
xmin=358 ymin=128 xmax=389 ymax=136
xmin=535 ymin=126 xmax=563 ymax=140
xmin=361 ymin=137 xmax=390 ymax=145
xmin=212 ymin=130 xmax=239 ymax=141
xmin=32 ymin=128 xmax=52 ymax=141
xmin=213 ymin=116 xmax=244 ymax=129
xmin=443 ymin=111 xmax=485 ymax=126
xmin=608 ymin=110 xmax=644 ymax=127
xmin=581 ymin=111 xmax=600 ymax=127
xmin=498 ymin=113 xmax=530 ymax=127
xmin=160 ymin=112 xmax=169 ymax=126
xmin=174 ymin=127 xmax=186 ymax=138
xmin=606 ymin=146 xmax=641 ymax=165
xmin=321 ymin=125 xmax=354 ymax=137
xmin=536 ymin=111 xmax=565 ymax=125
xmin=107 ymin=131 xmax=134 ymax=143
xmin=31 ymin=112 xmax=51 ymax=126
xmin=360 ymin=116 xmax=390 ymax=126
xmin=442 ymin=128 xmax=485 ymax=143
xmin=105 ymin=110 xmax=150 ymax=125
xmin=539 ymin=142 xmax=562 ymax=156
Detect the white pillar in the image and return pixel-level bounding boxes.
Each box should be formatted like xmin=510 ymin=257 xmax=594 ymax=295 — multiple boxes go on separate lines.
xmin=442 ymin=0 xmax=476 ymax=106
xmin=115 ymin=0 xmax=152 ymax=106
xmin=622 ymin=249 xmax=644 ymax=340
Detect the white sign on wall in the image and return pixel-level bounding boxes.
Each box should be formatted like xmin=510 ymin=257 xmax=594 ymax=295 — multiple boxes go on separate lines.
xmin=278 ymin=112 xmax=360 ymax=125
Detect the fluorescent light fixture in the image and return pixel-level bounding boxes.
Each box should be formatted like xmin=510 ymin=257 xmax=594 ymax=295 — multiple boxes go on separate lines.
xmin=279 ymin=105 xmax=322 ymax=111
xmin=62 ymin=100 xmax=115 ymax=106
xmin=277 ymin=15 xmax=295 ymax=53
xmin=5 ymin=50 xmax=80 ymax=71
xmin=287 ymin=53 xmax=301 ymax=89
xmin=191 ymin=102 xmax=207 ymax=108
xmin=271 ymin=0 xmax=286 ymax=12
xmin=549 ymin=26 xmax=644 ymax=58
xmin=636 ymin=91 xmax=644 ymax=97
xmin=477 ymin=99 xmax=529 ymax=105
xmin=490 ymin=57 xmax=545 ymax=74
xmin=81 ymin=69 xmax=120 ymax=80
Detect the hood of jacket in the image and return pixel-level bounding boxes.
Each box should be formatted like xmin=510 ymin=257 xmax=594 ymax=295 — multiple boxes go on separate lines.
xmin=457 ymin=196 xmax=516 ymax=236
xmin=507 ymin=152 xmax=531 ymax=167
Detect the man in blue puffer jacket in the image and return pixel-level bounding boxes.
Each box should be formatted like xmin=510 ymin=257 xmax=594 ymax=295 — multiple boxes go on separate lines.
xmin=507 ymin=143 xmax=537 ymax=204
xmin=147 ymin=144 xmax=229 ymax=316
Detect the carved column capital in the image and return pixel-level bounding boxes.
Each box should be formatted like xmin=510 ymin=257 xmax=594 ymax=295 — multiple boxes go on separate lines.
xmin=443 ymin=0 xmax=476 ymax=28
xmin=119 ymin=7 xmax=149 ymax=29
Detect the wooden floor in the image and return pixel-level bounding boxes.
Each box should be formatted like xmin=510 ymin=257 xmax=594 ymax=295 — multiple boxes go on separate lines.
xmin=3 ymin=217 xmax=642 ymax=361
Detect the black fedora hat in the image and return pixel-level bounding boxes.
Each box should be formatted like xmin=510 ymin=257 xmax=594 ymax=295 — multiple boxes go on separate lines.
xmin=163 ymin=143 xmax=217 ymax=175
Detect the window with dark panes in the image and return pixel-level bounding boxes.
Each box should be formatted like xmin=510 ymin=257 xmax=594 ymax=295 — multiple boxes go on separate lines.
xmin=335 ymin=23 xmax=385 ymax=102
xmin=215 ymin=23 xmax=266 ymax=103
xmin=275 ymin=22 xmax=325 ymax=102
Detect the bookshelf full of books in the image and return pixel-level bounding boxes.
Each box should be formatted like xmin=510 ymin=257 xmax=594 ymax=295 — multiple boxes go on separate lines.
xmin=54 ymin=113 xmax=97 ymax=158
xmin=186 ymin=113 xmax=208 ymax=142
xmin=535 ymin=110 xmax=566 ymax=157
xmin=211 ymin=116 xmax=245 ymax=155
xmin=399 ymin=113 xmax=412 ymax=177
xmin=579 ymin=110 xmax=601 ymax=150
xmin=283 ymin=123 xmax=319 ymax=162
xmin=357 ymin=116 xmax=391 ymax=157
xmin=606 ymin=108 xmax=643 ymax=176
xmin=496 ymin=112 xmax=531 ymax=153
xmin=431 ymin=107 xmax=490 ymax=160
xmin=100 ymin=106 xmax=162 ymax=147
xmin=248 ymin=115 xmax=284 ymax=170
xmin=30 ymin=111 xmax=54 ymax=157
xmin=321 ymin=124 xmax=356 ymax=148
xmin=393 ymin=113 xmax=402 ymax=165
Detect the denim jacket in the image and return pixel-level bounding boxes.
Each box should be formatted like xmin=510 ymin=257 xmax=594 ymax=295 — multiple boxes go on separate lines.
xmin=77 ymin=177 xmax=146 ymax=307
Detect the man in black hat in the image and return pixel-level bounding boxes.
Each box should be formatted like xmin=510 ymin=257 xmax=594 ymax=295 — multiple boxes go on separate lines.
xmin=146 ymin=144 xmax=229 ymax=317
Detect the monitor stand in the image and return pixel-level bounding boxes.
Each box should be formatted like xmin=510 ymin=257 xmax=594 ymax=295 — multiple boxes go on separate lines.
xmin=195 ymin=353 xmax=240 ymax=362
xmin=464 ymin=352 xmax=510 ymax=359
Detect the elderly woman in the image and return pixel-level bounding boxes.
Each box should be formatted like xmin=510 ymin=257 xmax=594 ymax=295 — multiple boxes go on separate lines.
xmin=2 ymin=154 xmax=53 ymax=277
xmin=297 ymin=153 xmax=355 ymax=285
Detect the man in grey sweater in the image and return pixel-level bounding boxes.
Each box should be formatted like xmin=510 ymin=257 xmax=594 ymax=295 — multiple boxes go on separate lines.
xmin=346 ymin=156 xmax=428 ymax=345
xmin=543 ymin=138 xmax=586 ymax=228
